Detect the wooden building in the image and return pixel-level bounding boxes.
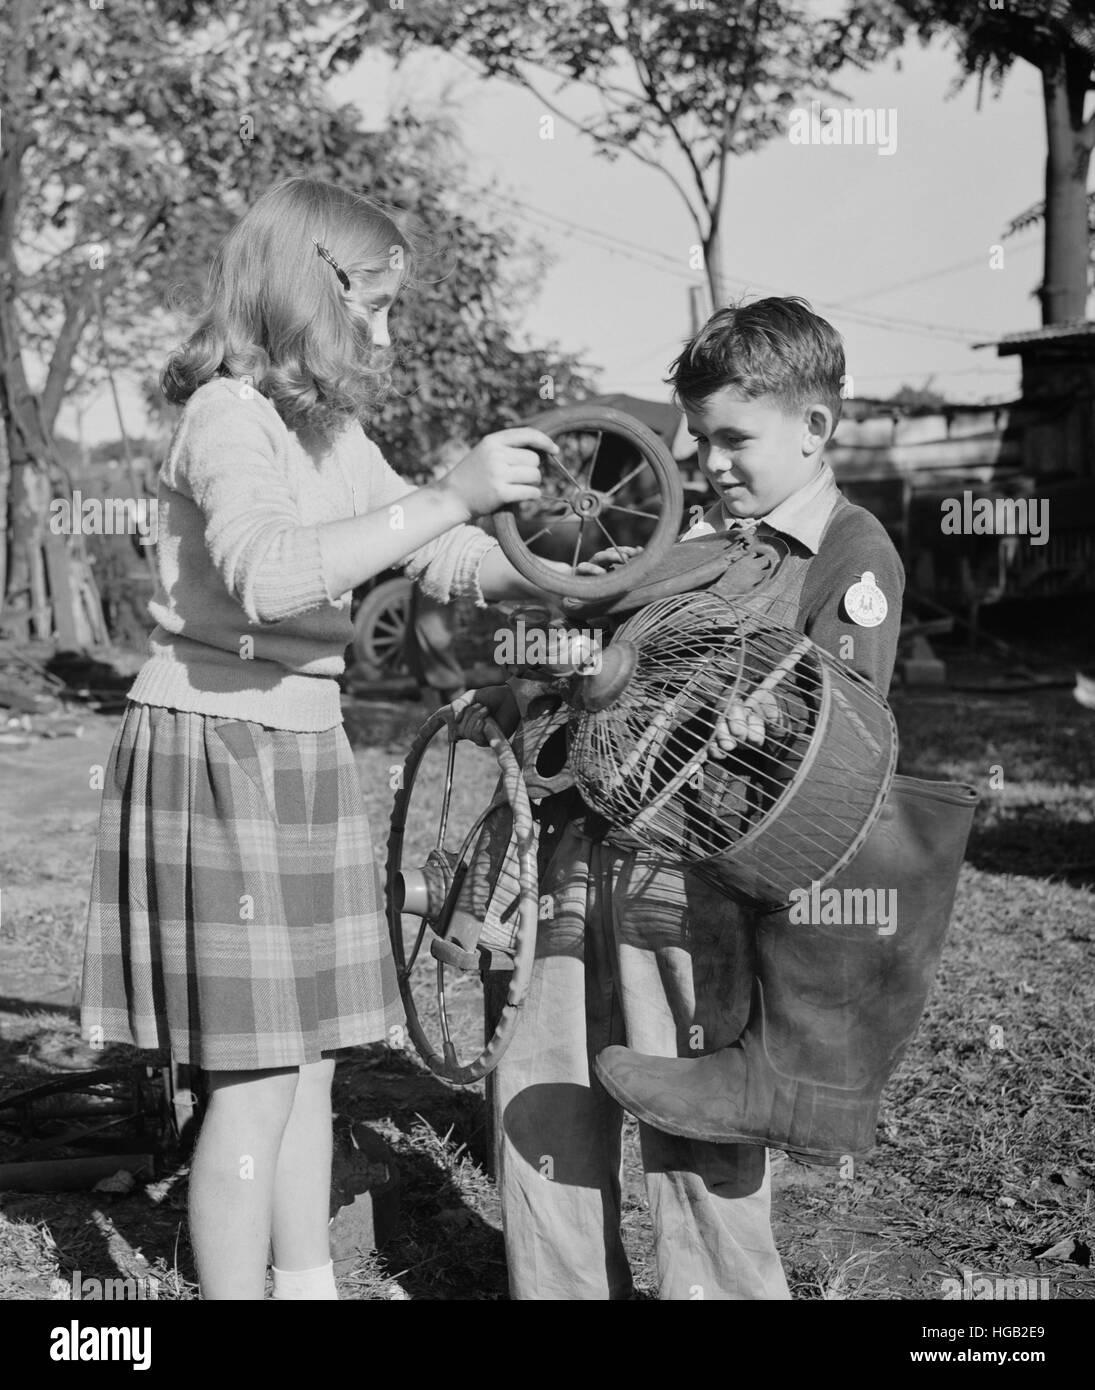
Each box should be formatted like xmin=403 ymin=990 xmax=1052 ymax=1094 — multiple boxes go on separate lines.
xmin=986 ymin=320 xmax=1095 ymax=479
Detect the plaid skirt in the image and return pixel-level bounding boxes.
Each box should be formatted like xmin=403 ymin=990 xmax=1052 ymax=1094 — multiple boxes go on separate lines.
xmin=81 ymin=703 xmax=402 ymax=1069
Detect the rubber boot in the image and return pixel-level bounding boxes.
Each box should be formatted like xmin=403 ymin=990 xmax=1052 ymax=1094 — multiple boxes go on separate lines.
xmin=594 ymin=775 xmax=979 ymax=1163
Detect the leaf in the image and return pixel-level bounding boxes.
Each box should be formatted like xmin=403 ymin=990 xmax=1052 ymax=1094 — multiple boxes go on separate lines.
xmin=1049 ymin=1168 xmax=1092 ymax=1190
xmin=1033 ymin=1236 xmax=1091 ymax=1265
xmin=1074 ymin=672 xmax=1095 ymax=710
xmin=92 ymin=1168 xmax=137 ymax=1195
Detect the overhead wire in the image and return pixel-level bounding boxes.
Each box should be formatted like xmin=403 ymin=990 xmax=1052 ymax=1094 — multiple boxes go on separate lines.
xmin=469 ymin=182 xmax=1005 ymax=343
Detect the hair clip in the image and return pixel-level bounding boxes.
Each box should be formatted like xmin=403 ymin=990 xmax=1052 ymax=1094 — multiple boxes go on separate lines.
xmin=312 ymin=236 xmax=350 ymax=291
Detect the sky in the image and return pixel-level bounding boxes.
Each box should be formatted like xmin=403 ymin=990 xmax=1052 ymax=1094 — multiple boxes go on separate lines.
xmin=64 ymin=12 xmax=1055 ymax=444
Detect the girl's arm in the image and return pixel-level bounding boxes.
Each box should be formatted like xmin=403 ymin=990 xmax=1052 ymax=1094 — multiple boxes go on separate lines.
xmin=177 ymin=382 xmax=567 ymax=623
xmin=476 ymin=545 xmax=568 ymax=602
xmin=318 ymin=485 xmax=558 ymax=604
xmin=320 ymin=427 xmax=558 ymax=598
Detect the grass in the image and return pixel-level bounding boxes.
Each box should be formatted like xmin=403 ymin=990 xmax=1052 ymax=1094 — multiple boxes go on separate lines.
xmin=0 ymin=684 xmax=1092 ymax=1300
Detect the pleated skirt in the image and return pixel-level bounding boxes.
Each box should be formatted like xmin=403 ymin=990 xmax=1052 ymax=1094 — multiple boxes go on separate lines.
xmin=81 ymin=702 xmax=402 ymax=1070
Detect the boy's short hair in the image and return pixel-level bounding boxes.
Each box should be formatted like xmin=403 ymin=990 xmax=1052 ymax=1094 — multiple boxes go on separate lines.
xmin=668 ymin=296 xmax=846 ymax=428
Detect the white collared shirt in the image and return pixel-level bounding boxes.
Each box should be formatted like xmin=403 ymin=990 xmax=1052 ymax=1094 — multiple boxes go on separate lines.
xmin=681 ymin=462 xmax=841 ymax=555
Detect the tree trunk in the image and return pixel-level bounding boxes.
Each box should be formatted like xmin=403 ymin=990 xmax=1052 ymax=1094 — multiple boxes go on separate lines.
xmin=704 ymin=224 xmax=728 ymax=312
xmin=5 ymin=452 xmax=48 ymax=639
xmin=0 ymin=290 xmax=53 ymax=635
xmin=1040 ymin=57 xmax=1094 ymax=325
xmin=40 ymin=279 xmax=93 ymax=435
xmin=0 ymin=0 xmax=51 ymax=634
xmin=0 ymin=415 xmax=9 ymax=604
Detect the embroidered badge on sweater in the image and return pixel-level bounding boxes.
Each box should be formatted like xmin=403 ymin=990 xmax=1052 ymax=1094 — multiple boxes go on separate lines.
xmin=843 ymin=571 xmax=888 ymax=627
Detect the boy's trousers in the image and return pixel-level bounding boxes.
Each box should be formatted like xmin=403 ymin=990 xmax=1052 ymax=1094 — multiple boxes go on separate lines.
xmin=492 ymin=814 xmax=791 ymax=1301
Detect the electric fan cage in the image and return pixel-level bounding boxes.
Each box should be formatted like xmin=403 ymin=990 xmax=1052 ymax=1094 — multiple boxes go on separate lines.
xmin=567 ymin=593 xmax=899 ymax=909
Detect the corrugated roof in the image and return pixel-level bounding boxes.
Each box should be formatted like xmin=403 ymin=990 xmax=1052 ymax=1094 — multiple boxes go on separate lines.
xmin=977 ymin=320 xmax=1095 ymax=351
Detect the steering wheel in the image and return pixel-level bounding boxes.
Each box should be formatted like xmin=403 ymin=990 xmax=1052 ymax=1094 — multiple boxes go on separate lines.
xmin=386 ymin=706 xmax=540 ymax=1085
xmin=494 ymin=405 xmax=684 ymax=601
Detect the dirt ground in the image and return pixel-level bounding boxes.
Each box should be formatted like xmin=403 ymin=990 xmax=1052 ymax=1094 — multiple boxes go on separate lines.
xmin=1 ymin=679 xmax=1093 ymax=1301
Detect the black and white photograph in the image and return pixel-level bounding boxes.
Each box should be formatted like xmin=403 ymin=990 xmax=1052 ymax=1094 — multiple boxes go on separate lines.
xmin=0 ymin=0 xmax=1092 ymax=1339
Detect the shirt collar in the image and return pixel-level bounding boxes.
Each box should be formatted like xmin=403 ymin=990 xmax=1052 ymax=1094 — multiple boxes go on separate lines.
xmin=712 ymin=461 xmax=839 ymax=555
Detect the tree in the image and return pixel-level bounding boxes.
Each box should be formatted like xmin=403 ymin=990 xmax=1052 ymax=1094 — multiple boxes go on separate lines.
xmin=349 ymin=0 xmax=901 ymax=306
xmin=1 ymin=0 xmax=341 ymax=635
xmin=885 ymin=380 xmax=948 ymax=411
xmin=0 ymin=0 xmax=588 ymax=638
xmin=347 ymin=107 xmax=594 ymax=469
xmin=848 ymin=1 xmax=1095 ymax=325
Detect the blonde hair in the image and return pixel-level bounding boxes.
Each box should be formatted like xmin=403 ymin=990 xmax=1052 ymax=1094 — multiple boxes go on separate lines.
xmin=162 ymin=177 xmax=413 ymax=440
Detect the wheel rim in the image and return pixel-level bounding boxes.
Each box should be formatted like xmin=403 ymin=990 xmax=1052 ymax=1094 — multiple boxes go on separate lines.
xmin=494 ymin=406 xmax=684 ymax=601
xmin=364 ymin=597 xmax=410 ymax=673
xmin=352 ymin=578 xmax=413 ymax=676
xmin=386 ymin=709 xmax=539 ymax=1085
xmin=366 ymin=608 xmax=408 ymax=671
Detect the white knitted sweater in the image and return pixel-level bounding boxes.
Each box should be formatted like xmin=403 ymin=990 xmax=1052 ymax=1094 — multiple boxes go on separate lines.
xmin=127 ymin=377 xmax=499 ymax=731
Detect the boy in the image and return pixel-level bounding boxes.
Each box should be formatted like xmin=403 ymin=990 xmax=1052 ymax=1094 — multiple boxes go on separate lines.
xmin=459 ymin=298 xmax=905 ymax=1299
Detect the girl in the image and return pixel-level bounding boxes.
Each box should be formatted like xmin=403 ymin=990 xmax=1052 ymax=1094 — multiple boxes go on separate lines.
xmin=81 ymin=176 xmax=564 ymax=1300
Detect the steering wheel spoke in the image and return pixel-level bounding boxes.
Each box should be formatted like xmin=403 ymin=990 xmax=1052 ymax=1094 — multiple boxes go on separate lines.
xmin=386 ymin=708 xmax=539 ymax=1085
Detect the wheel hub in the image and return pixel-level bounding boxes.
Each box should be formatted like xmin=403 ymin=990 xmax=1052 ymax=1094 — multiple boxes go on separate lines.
xmin=570 ymin=489 xmax=604 ymax=518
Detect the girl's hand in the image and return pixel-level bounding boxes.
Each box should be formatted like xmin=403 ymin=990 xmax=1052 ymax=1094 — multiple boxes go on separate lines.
xmin=575 ymin=544 xmax=643 ymax=575
xmin=440 ymin=429 xmax=558 ymax=520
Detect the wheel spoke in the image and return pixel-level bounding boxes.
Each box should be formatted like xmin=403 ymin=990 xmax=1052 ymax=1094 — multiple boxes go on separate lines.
xmin=587 ymin=510 xmax=625 ymax=553
xmin=603 ymin=459 xmax=649 ymax=498
xmin=437 ymin=725 xmax=456 ymax=850
xmin=524 ymin=517 xmax=578 ymax=548
xmin=542 ymin=448 xmax=587 ymax=494
xmin=437 ymin=959 xmax=455 ymax=1062
xmin=605 ymin=503 xmax=661 ymax=521
xmin=580 ymin=431 xmax=603 ymax=487
xmin=406 ymin=791 xmax=508 ymax=975
xmin=405 ymin=914 xmax=431 ymax=974
xmin=571 ymin=517 xmax=586 ymax=568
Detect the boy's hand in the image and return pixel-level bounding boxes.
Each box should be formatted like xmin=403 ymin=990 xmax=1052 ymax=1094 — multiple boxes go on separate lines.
xmin=575 ymin=544 xmax=643 ymax=575
xmin=449 ymin=685 xmax=520 ymax=746
xmin=440 ymin=429 xmax=558 ymax=521
xmin=710 ymin=689 xmax=782 ymax=758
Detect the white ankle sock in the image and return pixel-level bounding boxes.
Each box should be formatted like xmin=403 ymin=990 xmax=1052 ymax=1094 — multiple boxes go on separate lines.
xmin=271 ymin=1260 xmax=339 ymax=1300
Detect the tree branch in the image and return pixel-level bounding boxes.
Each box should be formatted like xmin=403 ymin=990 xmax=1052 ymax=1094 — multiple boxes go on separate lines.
xmin=621 ymin=28 xmax=709 ymax=207
xmin=38 ymin=199 xmax=168 ymax=432
xmin=505 ymin=65 xmax=704 ymax=229
xmin=714 ymin=0 xmax=765 ymax=218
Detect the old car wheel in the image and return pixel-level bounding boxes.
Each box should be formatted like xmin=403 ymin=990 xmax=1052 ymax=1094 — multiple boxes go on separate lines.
xmin=351 ymin=577 xmax=414 ymax=680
